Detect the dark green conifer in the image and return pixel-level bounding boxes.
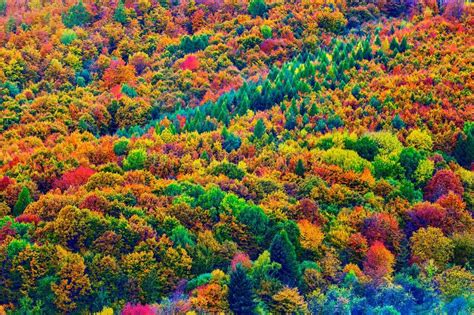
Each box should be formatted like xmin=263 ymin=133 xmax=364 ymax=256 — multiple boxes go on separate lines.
xmin=270 ymin=230 xmax=299 ymax=286
xmin=229 ymin=264 xmax=257 ymax=315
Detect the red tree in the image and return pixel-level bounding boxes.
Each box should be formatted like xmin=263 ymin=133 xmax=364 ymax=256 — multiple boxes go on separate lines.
xmin=363 ymin=241 xmax=395 ymax=284
xmin=53 ymin=166 xmax=96 ymax=191
xmin=362 ymin=213 xmax=402 ymax=252
xmin=424 ymin=169 xmax=464 ymax=202
xmin=180 ymin=55 xmax=200 ymax=71
xmin=407 ymin=202 xmax=447 ymax=231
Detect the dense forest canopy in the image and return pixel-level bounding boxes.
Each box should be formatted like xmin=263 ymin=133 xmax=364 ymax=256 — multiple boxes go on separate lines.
xmin=0 ymin=0 xmax=473 ymax=314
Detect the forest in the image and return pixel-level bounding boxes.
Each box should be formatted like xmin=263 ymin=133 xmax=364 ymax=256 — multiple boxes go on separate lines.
xmin=0 ymin=0 xmax=473 ymax=314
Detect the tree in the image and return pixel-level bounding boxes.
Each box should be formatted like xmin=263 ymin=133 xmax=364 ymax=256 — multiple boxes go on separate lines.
xmin=363 ymin=241 xmax=395 ymax=284
xmin=14 ymin=187 xmax=32 ymax=217
xmin=297 ymin=220 xmax=324 ymax=253
xmin=253 ymin=118 xmax=266 ymax=139
xmin=228 ymin=264 xmax=256 ymax=315
xmin=424 ymin=169 xmax=463 ymax=202
xmin=453 ymin=122 xmax=474 ymax=168
xmin=62 ymin=0 xmax=91 ymax=28
xmin=270 ymin=230 xmax=299 ymax=286
xmin=0 ymin=0 xmax=6 ymax=16
xmin=410 ymin=227 xmax=453 ymax=269
xmin=248 ymin=0 xmax=267 ymax=17
xmin=435 ymin=266 xmax=474 ymax=301
xmin=295 ymin=159 xmax=305 ymax=177
xmin=271 ymin=287 xmax=308 ymax=314
xmin=399 ymin=147 xmax=422 ymax=180
xmin=123 ymin=149 xmax=147 ymax=170
xmin=52 ymin=246 xmax=91 ymax=312
xmin=114 ymin=0 xmax=128 ymax=24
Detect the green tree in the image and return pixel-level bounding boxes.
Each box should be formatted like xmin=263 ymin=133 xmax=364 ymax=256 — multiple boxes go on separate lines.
xmin=454 ymin=122 xmax=474 ymax=168
xmin=14 ymin=186 xmax=32 ymax=217
xmin=295 ymin=159 xmax=305 ymax=177
xmin=6 ymin=16 xmax=16 ymax=33
xmin=270 ymin=230 xmax=299 ymax=286
xmin=113 ymin=0 xmax=128 ymax=24
xmin=0 ymin=0 xmax=6 ymax=16
xmin=248 ymin=0 xmax=267 ymax=18
xmin=399 ymin=147 xmax=422 ymax=180
xmin=113 ymin=138 xmax=129 ymax=156
xmin=123 ymin=149 xmax=147 ymax=170
xmin=229 ymin=264 xmax=257 ymax=315
xmin=62 ymin=0 xmax=91 ymax=28
xmin=253 ymin=118 xmax=266 ymax=139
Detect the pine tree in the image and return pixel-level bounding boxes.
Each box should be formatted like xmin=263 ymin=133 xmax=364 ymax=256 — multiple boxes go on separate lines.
xmin=14 ymin=187 xmax=32 ymax=217
xmin=399 ymin=36 xmax=408 ymax=52
xmin=270 ymin=230 xmax=299 ymax=287
xmin=295 ymin=159 xmax=305 ymax=177
xmin=0 ymin=0 xmax=7 ymax=16
xmin=253 ymin=119 xmax=266 ymax=139
xmin=62 ymin=0 xmax=91 ymax=28
xmin=6 ymin=16 xmax=16 ymax=33
xmin=248 ymin=0 xmax=267 ymax=18
xmin=229 ymin=264 xmax=257 ymax=315
xmin=389 ymin=37 xmax=399 ymax=52
xmin=114 ymin=0 xmax=128 ymax=25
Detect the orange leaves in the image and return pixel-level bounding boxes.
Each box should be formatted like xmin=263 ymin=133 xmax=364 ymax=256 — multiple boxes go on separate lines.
xmin=363 ymin=241 xmax=395 ymax=285
xmin=298 ymin=219 xmax=324 ymax=252
xmin=102 ymin=59 xmax=136 ymax=89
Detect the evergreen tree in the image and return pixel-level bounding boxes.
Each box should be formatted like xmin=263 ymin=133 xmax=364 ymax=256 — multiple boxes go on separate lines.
xmin=399 ymin=36 xmax=408 ymax=52
xmin=62 ymin=0 xmax=91 ymax=28
xmin=389 ymin=37 xmax=399 ymax=52
xmin=0 ymin=0 xmax=6 ymax=16
xmin=270 ymin=230 xmax=299 ymax=286
xmin=295 ymin=159 xmax=305 ymax=177
xmin=392 ymin=114 xmax=405 ymax=130
xmin=454 ymin=122 xmax=474 ymax=169
xmin=14 ymin=187 xmax=32 ymax=217
xmin=114 ymin=0 xmax=128 ymax=25
xmin=248 ymin=0 xmax=267 ymax=18
xmin=229 ymin=264 xmax=257 ymax=315
xmin=253 ymin=119 xmax=266 ymax=139
xmin=6 ymin=16 xmax=16 ymax=33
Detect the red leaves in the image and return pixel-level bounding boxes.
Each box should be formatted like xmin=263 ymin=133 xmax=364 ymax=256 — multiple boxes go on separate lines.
xmin=363 ymin=213 xmax=402 ymax=252
xmin=424 ymin=169 xmax=464 ymax=202
xmin=53 ymin=166 xmax=96 ymax=191
xmin=408 ymin=202 xmax=446 ymax=231
xmin=180 ymin=55 xmax=200 ymax=71
xmin=0 ymin=176 xmax=12 ymax=191
xmin=15 ymin=213 xmax=41 ymax=224
xmin=231 ymin=252 xmax=252 ymax=271
xmin=121 ymin=303 xmax=156 ymax=315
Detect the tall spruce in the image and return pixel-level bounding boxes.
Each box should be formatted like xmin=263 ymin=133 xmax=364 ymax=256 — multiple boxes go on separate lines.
xmin=62 ymin=0 xmax=91 ymax=28
xmin=270 ymin=230 xmax=299 ymax=287
xmin=229 ymin=264 xmax=257 ymax=315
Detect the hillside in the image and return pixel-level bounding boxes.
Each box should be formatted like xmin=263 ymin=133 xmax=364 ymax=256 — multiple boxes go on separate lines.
xmin=0 ymin=0 xmax=473 ymax=314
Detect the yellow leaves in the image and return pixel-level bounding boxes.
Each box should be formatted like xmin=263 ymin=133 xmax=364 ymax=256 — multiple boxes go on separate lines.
xmin=271 ymin=287 xmax=309 ymax=314
xmin=410 ymin=227 xmax=454 ymax=270
xmin=435 ymin=266 xmax=474 ymax=301
xmin=406 ymin=129 xmax=433 ymax=151
xmin=94 ymin=307 xmax=114 ymax=315
xmin=298 ymin=219 xmax=324 ymax=252
xmin=121 ymin=251 xmax=156 ymax=278
xmin=160 ymin=128 xmax=175 ymax=144
xmin=52 ymin=245 xmax=91 ymax=313
xmin=414 ymin=159 xmax=434 ymax=185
